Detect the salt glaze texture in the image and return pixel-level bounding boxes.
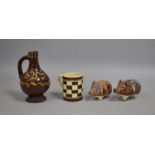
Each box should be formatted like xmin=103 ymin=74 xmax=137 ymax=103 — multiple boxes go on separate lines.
xmin=89 ymin=80 xmax=112 ymax=100
xmin=113 ymin=79 xmax=141 ymax=101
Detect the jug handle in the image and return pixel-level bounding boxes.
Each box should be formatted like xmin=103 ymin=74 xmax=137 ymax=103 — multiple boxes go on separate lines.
xmin=17 ymin=55 xmax=29 ymax=79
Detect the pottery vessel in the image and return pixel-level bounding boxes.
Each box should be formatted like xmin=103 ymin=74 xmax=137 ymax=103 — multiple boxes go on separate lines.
xmin=89 ymin=80 xmax=112 ymax=100
xmin=113 ymin=79 xmax=141 ymax=100
xmin=58 ymin=72 xmax=83 ymax=101
xmin=17 ymin=51 xmax=50 ymax=103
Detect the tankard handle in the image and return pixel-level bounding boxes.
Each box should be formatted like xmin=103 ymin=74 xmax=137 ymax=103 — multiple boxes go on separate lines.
xmin=17 ymin=55 xmax=29 ymax=79
xmin=58 ymin=75 xmax=63 ymax=88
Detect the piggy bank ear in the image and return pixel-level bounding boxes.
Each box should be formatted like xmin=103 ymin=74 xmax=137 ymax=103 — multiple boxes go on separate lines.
xmin=125 ymin=81 xmax=129 ymax=86
xmin=92 ymin=81 xmax=97 ymax=84
xmin=92 ymin=81 xmax=96 ymax=86
xmin=119 ymin=80 xmax=122 ymax=83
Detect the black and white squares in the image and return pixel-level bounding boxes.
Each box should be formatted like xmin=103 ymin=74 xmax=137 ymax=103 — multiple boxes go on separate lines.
xmin=63 ymin=79 xmax=83 ymax=99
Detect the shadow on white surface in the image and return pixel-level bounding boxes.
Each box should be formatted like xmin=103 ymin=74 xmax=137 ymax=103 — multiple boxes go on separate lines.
xmin=51 ymin=91 xmax=63 ymax=100
xmin=85 ymin=94 xmax=92 ymax=101
xmin=109 ymin=95 xmax=136 ymax=102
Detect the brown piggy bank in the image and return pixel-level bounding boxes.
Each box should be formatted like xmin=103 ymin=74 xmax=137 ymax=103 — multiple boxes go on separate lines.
xmin=114 ymin=79 xmax=141 ymax=100
xmin=89 ymin=80 xmax=112 ymax=100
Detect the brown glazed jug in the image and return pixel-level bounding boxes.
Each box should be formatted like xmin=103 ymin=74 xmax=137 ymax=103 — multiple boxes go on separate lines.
xmin=17 ymin=51 xmax=50 ymax=103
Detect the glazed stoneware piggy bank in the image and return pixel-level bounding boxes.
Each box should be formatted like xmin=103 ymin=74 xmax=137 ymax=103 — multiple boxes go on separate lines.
xmin=89 ymin=80 xmax=112 ymax=100
xmin=113 ymin=79 xmax=141 ymax=101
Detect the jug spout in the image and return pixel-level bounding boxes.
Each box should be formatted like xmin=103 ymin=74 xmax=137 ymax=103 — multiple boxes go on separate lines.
xmin=28 ymin=51 xmax=40 ymax=69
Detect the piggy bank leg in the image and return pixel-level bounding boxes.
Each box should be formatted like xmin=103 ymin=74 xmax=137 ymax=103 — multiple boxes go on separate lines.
xmin=95 ymin=96 xmax=104 ymax=100
xmin=118 ymin=94 xmax=129 ymax=101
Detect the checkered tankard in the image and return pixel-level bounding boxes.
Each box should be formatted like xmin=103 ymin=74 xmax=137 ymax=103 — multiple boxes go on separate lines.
xmin=58 ymin=72 xmax=83 ymax=101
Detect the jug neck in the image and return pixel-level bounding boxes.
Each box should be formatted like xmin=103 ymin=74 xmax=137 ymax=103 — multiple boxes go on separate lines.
xmin=28 ymin=51 xmax=40 ymax=69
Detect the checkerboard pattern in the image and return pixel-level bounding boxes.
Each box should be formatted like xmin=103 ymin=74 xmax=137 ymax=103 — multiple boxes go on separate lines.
xmin=63 ymin=79 xmax=83 ymax=99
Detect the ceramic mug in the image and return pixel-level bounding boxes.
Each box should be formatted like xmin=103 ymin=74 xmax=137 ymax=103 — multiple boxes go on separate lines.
xmin=58 ymin=72 xmax=84 ymax=101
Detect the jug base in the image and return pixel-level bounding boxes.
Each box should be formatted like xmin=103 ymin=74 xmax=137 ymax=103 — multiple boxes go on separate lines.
xmin=26 ymin=95 xmax=46 ymax=103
